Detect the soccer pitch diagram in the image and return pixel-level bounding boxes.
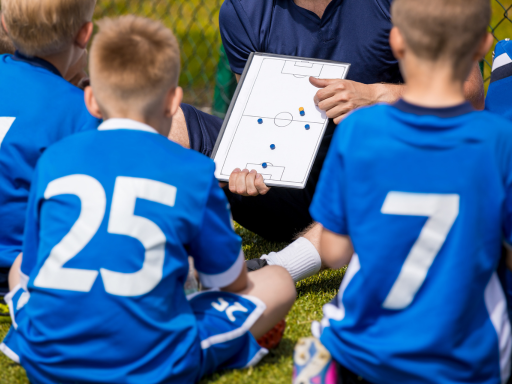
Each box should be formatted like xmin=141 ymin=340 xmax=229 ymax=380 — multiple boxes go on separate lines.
xmin=212 ymin=53 xmax=350 ymax=189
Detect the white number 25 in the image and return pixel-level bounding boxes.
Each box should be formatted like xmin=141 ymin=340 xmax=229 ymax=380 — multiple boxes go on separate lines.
xmin=381 ymin=192 xmax=460 ymax=310
xmin=34 ymin=175 xmax=177 ymax=297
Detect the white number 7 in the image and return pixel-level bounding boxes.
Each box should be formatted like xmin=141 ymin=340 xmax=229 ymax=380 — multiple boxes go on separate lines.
xmin=381 ymin=192 xmax=459 ymax=310
xmin=0 ymin=117 xmax=15 ymax=148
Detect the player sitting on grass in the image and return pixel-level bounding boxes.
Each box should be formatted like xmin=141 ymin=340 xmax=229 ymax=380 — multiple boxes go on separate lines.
xmin=0 ymin=16 xmax=296 ymax=383
xmin=293 ymin=0 xmax=512 ymax=383
xmin=0 ymin=0 xmax=100 ymax=295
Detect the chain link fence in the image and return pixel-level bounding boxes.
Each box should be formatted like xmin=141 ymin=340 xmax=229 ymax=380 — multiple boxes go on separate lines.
xmin=95 ymin=0 xmax=512 ymax=112
xmin=95 ymin=0 xmax=227 ymax=113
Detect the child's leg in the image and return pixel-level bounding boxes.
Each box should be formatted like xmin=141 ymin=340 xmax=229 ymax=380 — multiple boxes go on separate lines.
xmin=235 ymin=265 xmax=296 ymax=339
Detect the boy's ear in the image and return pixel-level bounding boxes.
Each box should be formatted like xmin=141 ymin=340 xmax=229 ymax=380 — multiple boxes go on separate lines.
xmin=1 ymin=13 xmax=8 ymax=34
xmin=474 ymin=33 xmax=494 ymax=61
xmin=75 ymin=22 xmax=94 ymax=49
xmin=389 ymin=26 xmax=406 ymax=61
xmin=84 ymin=86 xmax=103 ymax=119
xmin=165 ymin=86 xmax=183 ymax=118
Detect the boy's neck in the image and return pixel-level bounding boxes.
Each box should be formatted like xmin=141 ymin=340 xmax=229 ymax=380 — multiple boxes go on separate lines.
xmin=38 ymin=49 xmax=76 ymax=79
xmin=105 ymin=113 xmax=171 ymax=138
xmin=401 ymin=59 xmax=467 ymax=108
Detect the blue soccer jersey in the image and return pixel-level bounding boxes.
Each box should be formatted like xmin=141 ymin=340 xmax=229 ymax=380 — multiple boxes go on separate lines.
xmin=2 ymin=119 xmax=247 ymax=383
xmin=486 ymin=39 xmax=512 ymax=121
xmin=311 ymin=101 xmax=512 ymax=384
xmin=0 ymin=52 xmax=100 ymax=268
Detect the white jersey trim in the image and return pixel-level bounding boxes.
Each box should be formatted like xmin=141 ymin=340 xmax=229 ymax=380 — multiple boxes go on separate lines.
xmin=4 ymin=284 xmax=22 ymax=329
xmin=244 ymin=347 xmax=269 ymax=368
xmin=484 ymin=272 xmax=512 ymax=384
xmin=98 ymin=118 xmax=158 ymax=134
xmin=493 ymin=53 xmax=512 ymax=72
xmin=197 ymin=248 xmax=245 ymax=288
xmin=200 ymin=294 xmax=266 ymax=350
xmin=0 ymin=342 xmax=19 ymax=364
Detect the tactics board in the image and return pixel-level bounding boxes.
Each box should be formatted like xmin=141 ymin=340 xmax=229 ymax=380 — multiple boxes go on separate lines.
xmin=211 ymin=53 xmax=350 ymax=189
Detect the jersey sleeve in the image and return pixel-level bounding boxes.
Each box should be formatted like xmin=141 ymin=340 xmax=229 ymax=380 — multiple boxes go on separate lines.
xmin=219 ymin=0 xmax=259 ymax=74
xmin=309 ymin=126 xmax=349 ymax=235
xmin=80 ymin=113 xmax=101 ymax=133
xmin=189 ymin=175 xmax=244 ymax=288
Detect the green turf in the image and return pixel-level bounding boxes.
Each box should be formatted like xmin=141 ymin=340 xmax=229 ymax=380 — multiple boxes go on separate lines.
xmin=0 ymin=224 xmax=346 ymax=384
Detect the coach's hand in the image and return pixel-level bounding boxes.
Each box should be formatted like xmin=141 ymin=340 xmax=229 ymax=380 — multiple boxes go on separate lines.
xmin=229 ymin=169 xmax=271 ymax=197
xmin=310 ymin=78 xmax=381 ymax=124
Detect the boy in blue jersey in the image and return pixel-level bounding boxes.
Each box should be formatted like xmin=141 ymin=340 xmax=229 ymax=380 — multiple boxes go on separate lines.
xmin=0 ymin=0 xmax=100 ymax=294
xmin=293 ymin=0 xmax=512 ymax=383
xmin=486 ymin=39 xmax=512 ymax=121
xmin=1 ymin=16 xmax=296 ymax=383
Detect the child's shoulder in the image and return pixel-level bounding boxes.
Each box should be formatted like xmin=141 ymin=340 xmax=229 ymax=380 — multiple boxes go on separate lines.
xmin=0 ymin=53 xmax=85 ymax=100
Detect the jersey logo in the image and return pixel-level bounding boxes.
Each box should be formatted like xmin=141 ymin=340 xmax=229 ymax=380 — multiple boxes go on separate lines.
xmin=212 ymin=297 xmax=248 ymax=321
xmin=0 ymin=117 xmax=15 ymax=148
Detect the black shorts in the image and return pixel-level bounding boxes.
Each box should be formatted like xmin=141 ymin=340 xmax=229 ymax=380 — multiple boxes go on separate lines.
xmin=183 ymin=103 xmax=336 ymax=243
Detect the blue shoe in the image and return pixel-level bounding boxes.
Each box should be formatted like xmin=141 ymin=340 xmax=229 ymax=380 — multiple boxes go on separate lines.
xmin=293 ymin=337 xmax=338 ymax=384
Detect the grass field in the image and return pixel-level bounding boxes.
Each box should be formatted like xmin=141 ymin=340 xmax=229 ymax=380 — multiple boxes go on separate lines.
xmin=0 ymin=225 xmax=346 ymax=384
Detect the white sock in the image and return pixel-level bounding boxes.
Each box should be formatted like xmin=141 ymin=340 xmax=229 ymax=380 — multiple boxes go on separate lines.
xmin=261 ymin=237 xmax=321 ymax=283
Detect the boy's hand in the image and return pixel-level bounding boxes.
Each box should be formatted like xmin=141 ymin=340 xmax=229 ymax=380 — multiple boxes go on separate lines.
xmin=229 ymin=168 xmax=271 ymax=196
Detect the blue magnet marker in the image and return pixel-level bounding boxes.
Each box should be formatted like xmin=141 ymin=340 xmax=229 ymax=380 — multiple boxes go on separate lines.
xmin=305 ymin=124 xmax=310 ymax=130
xmin=270 ymin=144 xmax=276 ymax=150
xmin=258 ymin=118 xmax=263 ymax=124
xmin=300 ymin=111 xmax=305 ymax=116
xmin=262 ymin=163 xmax=268 ymax=169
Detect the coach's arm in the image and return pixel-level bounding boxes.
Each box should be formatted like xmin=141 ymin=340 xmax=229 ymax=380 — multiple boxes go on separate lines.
xmin=309 ymin=63 xmax=485 ymax=124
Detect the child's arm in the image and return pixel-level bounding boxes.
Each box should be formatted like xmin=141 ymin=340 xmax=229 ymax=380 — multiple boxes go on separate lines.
xmin=189 ymin=172 xmax=245 ymax=291
xmin=320 ymin=227 xmax=353 ymax=270
xmin=221 ymin=265 xmax=248 ymax=293
xmin=8 ymin=253 xmax=22 ymax=291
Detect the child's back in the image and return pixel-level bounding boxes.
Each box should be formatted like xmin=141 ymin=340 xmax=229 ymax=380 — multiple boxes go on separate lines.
xmin=312 ymin=102 xmax=512 ymax=383
xmin=0 ymin=0 xmax=99 ymax=269
xmin=301 ymin=0 xmax=512 ymax=383
xmin=8 ymin=122 xmax=243 ymax=382
xmin=1 ymin=16 xmax=296 ymax=383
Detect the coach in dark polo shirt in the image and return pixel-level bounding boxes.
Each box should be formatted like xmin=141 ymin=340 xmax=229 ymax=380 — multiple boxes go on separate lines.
xmin=170 ymin=0 xmax=484 ymax=281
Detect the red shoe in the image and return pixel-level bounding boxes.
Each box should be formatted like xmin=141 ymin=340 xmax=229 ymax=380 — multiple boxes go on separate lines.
xmin=257 ymin=319 xmax=286 ymax=349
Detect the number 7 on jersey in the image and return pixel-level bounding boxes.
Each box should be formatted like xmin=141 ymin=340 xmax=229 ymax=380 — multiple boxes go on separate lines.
xmin=381 ymin=192 xmax=460 ymax=310
xmin=0 ymin=117 xmax=15 ymax=147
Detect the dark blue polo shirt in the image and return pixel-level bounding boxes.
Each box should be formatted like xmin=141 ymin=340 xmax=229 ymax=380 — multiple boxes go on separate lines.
xmin=219 ymin=0 xmax=402 ymax=85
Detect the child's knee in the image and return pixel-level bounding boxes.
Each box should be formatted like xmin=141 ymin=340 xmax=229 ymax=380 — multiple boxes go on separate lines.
xmin=266 ymin=265 xmax=297 ymax=303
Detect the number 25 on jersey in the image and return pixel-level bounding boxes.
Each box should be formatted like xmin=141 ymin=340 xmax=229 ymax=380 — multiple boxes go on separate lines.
xmin=34 ymin=175 xmax=177 ymax=297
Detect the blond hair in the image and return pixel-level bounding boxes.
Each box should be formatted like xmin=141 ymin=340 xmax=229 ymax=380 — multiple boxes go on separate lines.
xmin=1 ymin=0 xmax=95 ymax=56
xmin=0 ymin=13 xmax=14 ymax=55
xmin=89 ymin=16 xmax=181 ymax=116
xmin=392 ymin=0 xmax=490 ymax=74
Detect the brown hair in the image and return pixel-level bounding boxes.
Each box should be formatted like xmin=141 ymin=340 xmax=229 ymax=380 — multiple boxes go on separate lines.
xmin=89 ymin=16 xmax=181 ymax=115
xmin=392 ymin=0 xmax=490 ymax=73
xmin=1 ymin=0 xmax=95 ymax=56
